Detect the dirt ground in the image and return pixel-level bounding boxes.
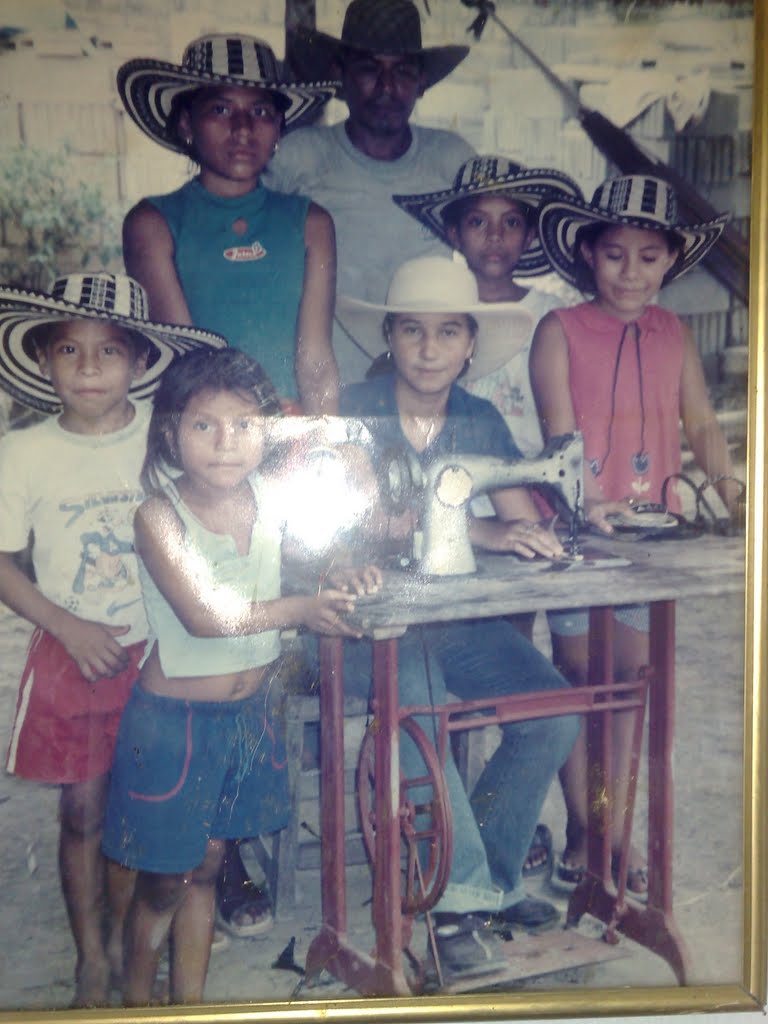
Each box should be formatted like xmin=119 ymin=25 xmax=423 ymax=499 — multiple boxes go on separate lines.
xmin=0 ymin=539 xmax=747 ymax=1012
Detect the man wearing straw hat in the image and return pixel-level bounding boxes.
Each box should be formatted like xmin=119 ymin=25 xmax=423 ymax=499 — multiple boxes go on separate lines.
xmin=264 ymin=0 xmax=475 ymax=384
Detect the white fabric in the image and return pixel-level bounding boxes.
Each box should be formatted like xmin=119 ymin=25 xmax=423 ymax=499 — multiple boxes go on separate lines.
xmin=0 ymin=404 xmax=150 ymax=645
xmin=465 ymin=288 xmax=561 ymax=459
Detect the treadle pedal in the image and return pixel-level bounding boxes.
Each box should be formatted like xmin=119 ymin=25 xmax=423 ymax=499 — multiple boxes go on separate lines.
xmin=424 ymin=929 xmax=628 ymax=994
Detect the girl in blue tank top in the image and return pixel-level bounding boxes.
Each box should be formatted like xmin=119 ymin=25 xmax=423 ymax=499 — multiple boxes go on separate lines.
xmin=102 ymin=349 xmax=379 ymax=1005
xmin=117 ymin=34 xmax=340 ymax=413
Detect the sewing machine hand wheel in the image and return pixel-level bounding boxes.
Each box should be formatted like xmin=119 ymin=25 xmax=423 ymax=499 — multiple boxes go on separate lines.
xmin=356 ymin=716 xmax=453 ymax=915
xmin=378 ymin=448 xmax=423 ymax=516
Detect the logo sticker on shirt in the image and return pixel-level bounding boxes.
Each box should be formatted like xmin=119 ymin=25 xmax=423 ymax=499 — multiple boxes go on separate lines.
xmin=223 ymin=240 xmax=267 ymax=262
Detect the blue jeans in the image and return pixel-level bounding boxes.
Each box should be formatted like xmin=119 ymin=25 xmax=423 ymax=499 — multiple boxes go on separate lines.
xmin=422 ymin=617 xmax=580 ymax=908
xmin=305 ymin=624 xmax=577 ymax=914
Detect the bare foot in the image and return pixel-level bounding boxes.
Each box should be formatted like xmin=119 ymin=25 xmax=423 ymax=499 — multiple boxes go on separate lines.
xmin=106 ymin=933 xmax=123 ymax=993
xmin=72 ymin=957 xmax=111 ymax=1008
xmin=612 ymin=845 xmax=648 ymax=894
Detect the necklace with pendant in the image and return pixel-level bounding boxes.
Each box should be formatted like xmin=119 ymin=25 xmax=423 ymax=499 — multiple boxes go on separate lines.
xmin=590 ymin=321 xmax=649 ymax=479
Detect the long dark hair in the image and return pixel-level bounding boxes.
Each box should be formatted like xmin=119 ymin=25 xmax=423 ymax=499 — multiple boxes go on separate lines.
xmin=141 ymin=348 xmax=281 ymax=495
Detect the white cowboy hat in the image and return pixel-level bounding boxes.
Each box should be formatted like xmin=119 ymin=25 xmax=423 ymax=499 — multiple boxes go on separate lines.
xmin=336 ymin=256 xmax=534 ymax=382
xmin=538 ymin=173 xmax=729 ymax=288
xmin=0 ymin=272 xmax=227 ymax=415
xmin=118 ymin=34 xmax=338 ymax=154
xmin=286 ymin=0 xmax=469 ymax=93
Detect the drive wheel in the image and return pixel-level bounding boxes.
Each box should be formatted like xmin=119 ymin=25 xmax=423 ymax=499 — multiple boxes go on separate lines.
xmin=356 ymin=715 xmax=453 ymax=915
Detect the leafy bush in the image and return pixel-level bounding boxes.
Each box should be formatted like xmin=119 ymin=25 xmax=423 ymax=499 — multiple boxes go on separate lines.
xmin=0 ymin=144 xmax=121 ymax=291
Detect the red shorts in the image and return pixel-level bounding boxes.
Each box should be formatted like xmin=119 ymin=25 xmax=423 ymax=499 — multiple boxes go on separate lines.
xmin=6 ymin=629 xmax=145 ymax=784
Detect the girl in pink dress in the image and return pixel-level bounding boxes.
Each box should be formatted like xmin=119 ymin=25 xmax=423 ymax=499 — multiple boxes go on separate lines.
xmin=531 ymin=173 xmax=742 ymax=892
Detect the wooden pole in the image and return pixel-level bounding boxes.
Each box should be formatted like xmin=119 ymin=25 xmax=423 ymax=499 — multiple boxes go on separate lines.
xmin=284 ymin=0 xmax=316 ymax=79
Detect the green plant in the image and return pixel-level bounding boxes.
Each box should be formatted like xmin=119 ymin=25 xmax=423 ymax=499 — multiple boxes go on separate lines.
xmin=0 ymin=144 xmax=121 ymax=291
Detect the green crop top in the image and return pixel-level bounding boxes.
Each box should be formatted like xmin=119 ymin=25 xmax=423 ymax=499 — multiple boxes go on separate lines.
xmin=139 ymin=474 xmax=283 ymax=678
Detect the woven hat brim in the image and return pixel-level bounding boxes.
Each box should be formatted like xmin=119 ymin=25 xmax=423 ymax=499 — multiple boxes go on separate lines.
xmin=393 ymin=169 xmax=583 ymax=278
xmin=336 ymin=294 xmax=533 ymax=382
xmin=118 ymin=59 xmax=338 ymax=153
xmin=0 ymin=291 xmax=227 ymax=415
xmin=538 ymin=195 xmax=729 ymax=288
xmin=286 ymin=25 xmax=468 ymax=92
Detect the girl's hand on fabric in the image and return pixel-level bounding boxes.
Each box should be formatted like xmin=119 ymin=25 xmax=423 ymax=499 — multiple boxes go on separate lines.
xmin=59 ymin=620 xmax=131 ymax=682
xmin=325 ymin=564 xmax=383 ymax=596
xmin=481 ymin=519 xmax=565 ymax=560
xmin=301 ymin=589 xmax=363 ymax=638
xmin=586 ymin=498 xmax=635 ymax=534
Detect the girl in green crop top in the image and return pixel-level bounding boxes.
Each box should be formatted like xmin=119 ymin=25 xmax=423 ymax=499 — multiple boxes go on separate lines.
xmin=103 ymin=349 xmax=379 ymax=1006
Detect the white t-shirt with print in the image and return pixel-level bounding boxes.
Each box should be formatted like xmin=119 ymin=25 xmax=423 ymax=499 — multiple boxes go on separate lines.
xmin=0 ymin=403 xmax=150 ymax=645
xmin=465 ymin=288 xmax=562 ymax=459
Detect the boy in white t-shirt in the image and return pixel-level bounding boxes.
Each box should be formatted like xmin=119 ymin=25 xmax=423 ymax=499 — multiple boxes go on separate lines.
xmin=0 ymin=273 xmax=223 ymax=1007
xmin=394 ymin=155 xmax=583 ymax=457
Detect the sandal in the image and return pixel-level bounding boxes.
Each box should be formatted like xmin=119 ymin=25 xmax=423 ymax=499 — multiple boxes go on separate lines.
xmin=216 ymin=877 xmax=274 ymax=938
xmin=550 ymin=856 xmax=587 ymax=893
xmin=522 ymin=823 xmax=553 ymax=878
xmin=217 ymin=840 xmax=275 ymax=938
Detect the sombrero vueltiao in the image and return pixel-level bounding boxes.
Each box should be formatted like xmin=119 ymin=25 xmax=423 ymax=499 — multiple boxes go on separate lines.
xmin=118 ymin=34 xmax=338 ymax=154
xmin=0 ymin=273 xmax=228 ymax=415
xmin=538 ymin=173 xmax=729 ymax=288
xmin=286 ymin=0 xmax=469 ymax=93
xmin=393 ymin=155 xmax=584 ymax=278
xmin=336 ymin=256 xmax=534 ymax=382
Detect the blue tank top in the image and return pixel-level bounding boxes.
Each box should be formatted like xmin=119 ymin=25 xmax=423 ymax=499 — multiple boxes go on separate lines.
xmin=139 ymin=474 xmax=283 ymax=679
xmin=148 ymin=179 xmax=310 ymax=399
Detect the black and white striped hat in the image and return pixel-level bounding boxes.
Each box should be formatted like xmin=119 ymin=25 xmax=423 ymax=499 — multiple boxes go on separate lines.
xmin=0 ymin=273 xmax=227 ymax=414
xmin=538 ymin=174 xmax=729 ymax=288
xmin=393 ymin=156 xmax=583 ymax=277
xmin=118 ymin=34 xmax=338 ymax=154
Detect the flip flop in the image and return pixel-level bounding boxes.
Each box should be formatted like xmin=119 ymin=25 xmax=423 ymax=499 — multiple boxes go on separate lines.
xmin=216 ymin=878 xmax=274 ymax=938
xmin=549 ymin=857 xmax=587 ymax=893
xmin=522 ymin=823 xmax=554 ymax=878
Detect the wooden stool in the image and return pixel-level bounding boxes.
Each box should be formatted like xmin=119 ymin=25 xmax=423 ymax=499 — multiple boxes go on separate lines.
xmin=252 ymin=692 xmax=370 ymax=918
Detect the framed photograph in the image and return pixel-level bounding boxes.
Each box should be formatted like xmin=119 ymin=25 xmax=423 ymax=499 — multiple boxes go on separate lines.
xmin=0 ymin=0 xmax=764 ymax=1021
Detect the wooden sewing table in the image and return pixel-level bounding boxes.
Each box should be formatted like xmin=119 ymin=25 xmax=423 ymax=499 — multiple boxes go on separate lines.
xmin=303 ymin=534 xmax=745 ymax=996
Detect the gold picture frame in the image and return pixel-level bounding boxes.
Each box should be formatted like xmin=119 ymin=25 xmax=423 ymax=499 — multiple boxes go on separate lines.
xmin=0 ymin=1 xmax=765 ymax=1021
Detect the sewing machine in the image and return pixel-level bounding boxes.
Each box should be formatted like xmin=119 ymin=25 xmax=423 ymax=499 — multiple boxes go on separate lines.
xmin=380 ymin=432 xmax=585 ymax=576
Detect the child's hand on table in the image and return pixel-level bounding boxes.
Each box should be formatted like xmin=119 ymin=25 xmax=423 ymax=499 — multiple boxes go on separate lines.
xmin=324 ymin=564 xmax=383 ymax=596
xmin=297 ymin=588 xmax=364 ymax=638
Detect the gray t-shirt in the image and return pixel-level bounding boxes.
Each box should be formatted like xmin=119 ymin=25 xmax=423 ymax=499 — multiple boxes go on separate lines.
xmin=264 ymin=120 xmax=474 ymax=383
